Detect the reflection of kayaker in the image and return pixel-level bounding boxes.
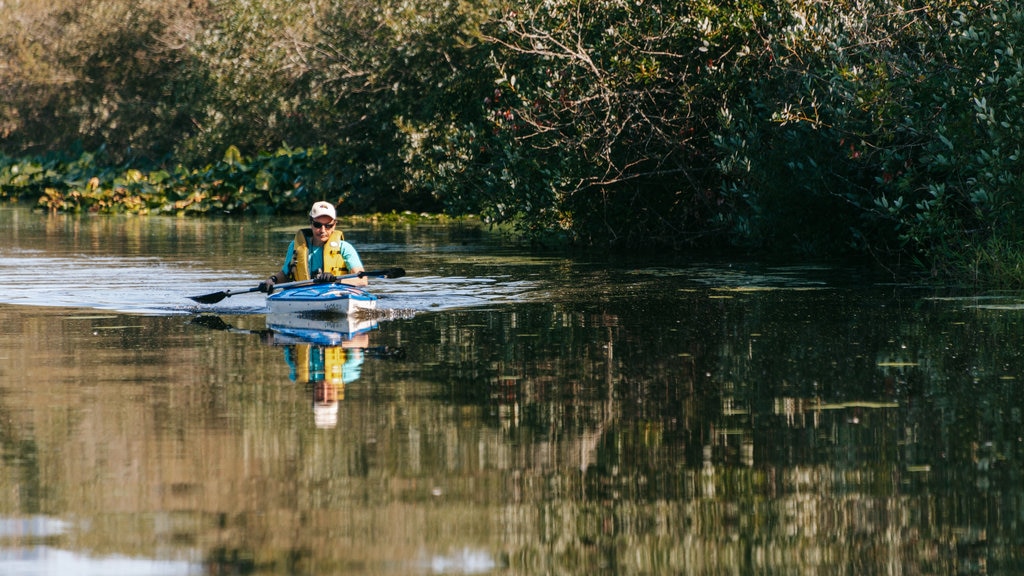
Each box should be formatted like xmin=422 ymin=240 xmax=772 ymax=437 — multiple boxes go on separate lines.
xmin=285 ymin=334 xmax=367 ymax=385
xmin=190 ymin=314 xmax=403 ymax=428
xmin=284 ymin=334 xmax=368 ymax=429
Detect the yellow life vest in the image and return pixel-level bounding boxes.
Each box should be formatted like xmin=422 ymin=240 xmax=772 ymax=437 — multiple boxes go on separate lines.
xmin=289 ymin=228 xmax=349 ymax=280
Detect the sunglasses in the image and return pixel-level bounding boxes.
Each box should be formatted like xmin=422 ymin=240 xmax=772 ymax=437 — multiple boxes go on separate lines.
xmin=311 ymin=221 xmax=336 ymax=229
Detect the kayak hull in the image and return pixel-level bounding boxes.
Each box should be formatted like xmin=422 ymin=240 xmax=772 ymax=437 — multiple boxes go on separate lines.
xmin=266 ymin=283 xmax=378 ymax=316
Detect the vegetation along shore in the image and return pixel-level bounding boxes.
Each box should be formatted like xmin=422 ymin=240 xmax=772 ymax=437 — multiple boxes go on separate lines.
xmin=2 ymin=0 xmax=1022 ymax=285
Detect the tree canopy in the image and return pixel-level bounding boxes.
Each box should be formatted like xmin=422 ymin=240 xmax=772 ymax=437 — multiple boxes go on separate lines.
xmin=2 ymin=0 xmax=1023 ymax=284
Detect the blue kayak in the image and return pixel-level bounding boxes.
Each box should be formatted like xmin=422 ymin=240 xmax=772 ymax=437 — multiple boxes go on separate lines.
xmin=266 ymin=283 xmax=378 ymax=316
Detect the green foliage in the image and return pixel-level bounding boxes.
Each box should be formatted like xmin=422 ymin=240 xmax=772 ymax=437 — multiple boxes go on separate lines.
xmin=0 ymin=145 xmax=331 ymax=215
xmin=701 ymin=0 xmax=1024 ymax=283
xmin=0 ymin=0 xmax=209 ymax=162
xmin=474 ymin=0 xmax=736 ymax=244
xmin=170 ymin=0 xmax=502 ymax=214
xmin=3 ymin=0 xmax=1024 ymax=284
xmin=904 ymin=4 xmax=1024 ymax=283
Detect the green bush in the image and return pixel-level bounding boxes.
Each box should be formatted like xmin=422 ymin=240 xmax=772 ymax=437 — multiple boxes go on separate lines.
xmin=3 ymin=0 xmax=1024 ymax=284
xmin=0 ymin=145 xmax=331 ymax=215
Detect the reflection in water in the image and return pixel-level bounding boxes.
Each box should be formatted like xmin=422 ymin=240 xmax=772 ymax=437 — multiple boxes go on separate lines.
xmin=5 ymin=207 xmax=1024 ymax=574
xmin=5 ymin=286 xmax=1024 ymax=574
xmin=0 ymin=546 xmax=200 ymax=576
xmin=266 ymin=311 xmax=380 ymax=345
xmin=0 ymin=515 xmax=69 ymax=538
xmin=284 ymin=335 xmax=365 ymax=429
xmin=423 ymin=547 xmax=504 ymax=573
xmin=193 ymin=312 xmax=406 ymax=430
xmin=0 ymin=514 xmax=199 ymax=575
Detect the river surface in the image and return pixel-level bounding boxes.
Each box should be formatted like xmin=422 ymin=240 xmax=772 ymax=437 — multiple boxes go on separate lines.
xmin=1 ymin=205 xmax=1023 ymax=575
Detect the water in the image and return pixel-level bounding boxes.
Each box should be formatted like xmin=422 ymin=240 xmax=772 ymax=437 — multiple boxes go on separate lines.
xmin=1 ymin=205 xmax=1023 ymax=574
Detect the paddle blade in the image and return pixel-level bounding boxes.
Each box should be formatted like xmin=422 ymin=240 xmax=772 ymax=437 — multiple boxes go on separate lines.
xmin=371 ymin=267 xmax=405 ymax=279
xmin=189 ymin=291 xmax=229 ymax=304
xmin=189 ymin=284 xmax=263 ymax=304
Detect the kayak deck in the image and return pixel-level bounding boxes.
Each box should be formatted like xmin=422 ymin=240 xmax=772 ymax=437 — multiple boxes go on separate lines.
xmin=266 ymin=283 xmax=378 ymax=315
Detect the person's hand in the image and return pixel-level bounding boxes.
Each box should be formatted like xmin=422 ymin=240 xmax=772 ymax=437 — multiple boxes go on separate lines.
xmin=258 ymin=277 xmax=276 ymax=293
xmin=314 ymin=272 xmax=337 ymax=284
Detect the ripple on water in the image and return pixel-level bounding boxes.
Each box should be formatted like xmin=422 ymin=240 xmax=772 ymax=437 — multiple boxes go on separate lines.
xmin=0 ymin=254 xmax=542 ymax=315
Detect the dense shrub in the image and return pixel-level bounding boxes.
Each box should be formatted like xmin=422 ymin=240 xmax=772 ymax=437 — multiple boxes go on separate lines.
xmin=2 ymin=0 xmax=1024 ymax=284
xmin=476 ymin=0 xmax=789 ymax=246
xmin=0 ymin=145 xmax=330 ymax=215
xmin=0 ymin=0 xmax=209 ymax=162
xmin=737 ymin=1 xmax=1024 ymax=281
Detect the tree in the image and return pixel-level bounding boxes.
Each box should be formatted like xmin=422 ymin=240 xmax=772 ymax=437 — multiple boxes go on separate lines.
xmin=477 ymin=0 xmax=793 ymax=246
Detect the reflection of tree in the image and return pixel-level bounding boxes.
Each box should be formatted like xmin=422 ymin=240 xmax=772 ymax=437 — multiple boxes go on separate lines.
xmin=2 ymin=288 xmax=1024 ymax=574
xmin=397 ymin=292 xmax=1024 ymax=573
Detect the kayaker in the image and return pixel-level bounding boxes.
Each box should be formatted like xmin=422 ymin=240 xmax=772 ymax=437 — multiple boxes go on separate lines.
xmin=258 ymin=201 xmax=368 ymax=293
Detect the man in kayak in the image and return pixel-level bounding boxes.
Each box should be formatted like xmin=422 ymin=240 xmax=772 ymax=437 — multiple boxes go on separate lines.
xmin=258 ymin=200 xmax=368 ymax=293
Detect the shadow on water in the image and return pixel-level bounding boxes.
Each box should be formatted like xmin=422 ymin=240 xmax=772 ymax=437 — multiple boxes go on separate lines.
xmin=3 ymin=206 xmax=1024 ymax=574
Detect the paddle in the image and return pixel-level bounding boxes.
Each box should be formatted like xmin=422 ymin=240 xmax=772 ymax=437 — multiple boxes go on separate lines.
xmin=189 ymin=267 xmax=406 ymax=305
xmin=189 ymin=278 xmax=313 ymax=305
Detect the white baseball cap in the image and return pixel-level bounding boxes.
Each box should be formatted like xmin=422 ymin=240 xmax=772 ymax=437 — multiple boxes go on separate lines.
xmin=309 ymin=201 xmax=336 ymax=220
